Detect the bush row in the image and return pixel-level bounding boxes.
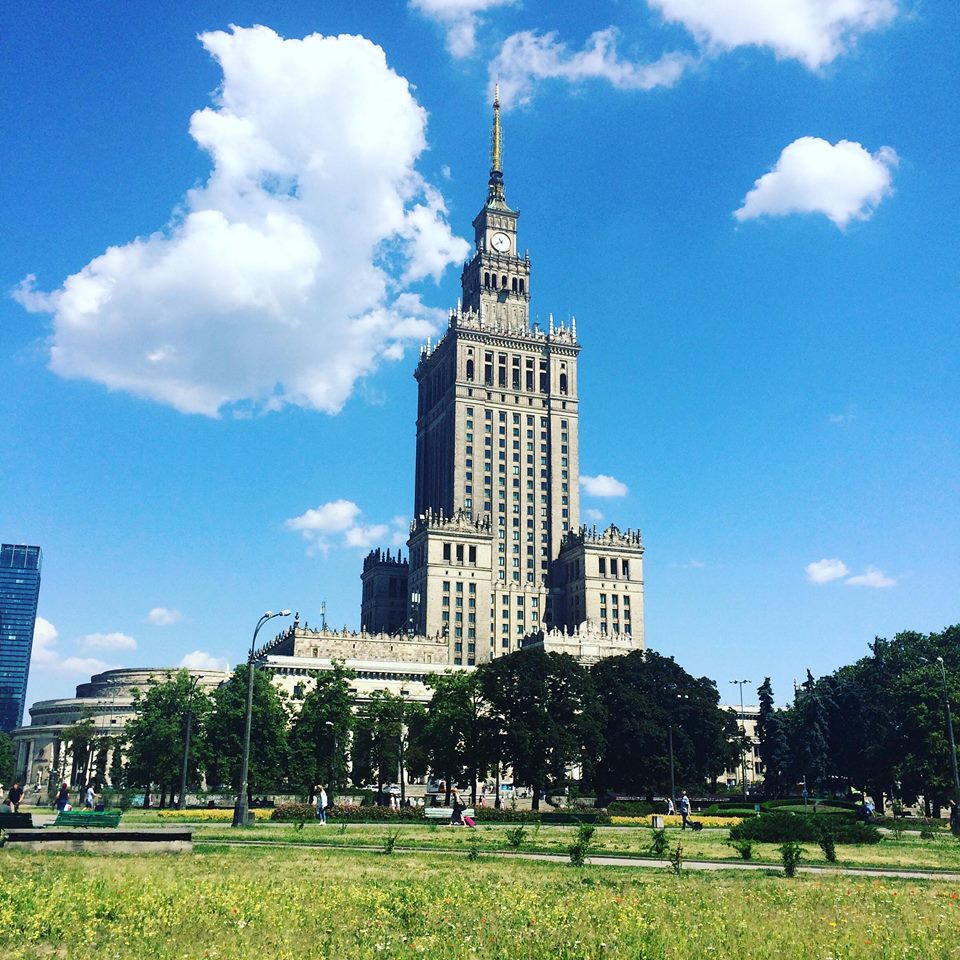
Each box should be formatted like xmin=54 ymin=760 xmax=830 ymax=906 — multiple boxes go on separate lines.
xmin=729 ymin=812 xmax=881 ymax=844
xmin=269 ymin=803 xmax=611 ymax=824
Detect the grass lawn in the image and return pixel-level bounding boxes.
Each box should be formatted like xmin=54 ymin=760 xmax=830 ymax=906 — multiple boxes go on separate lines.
xmin=185 ymin=821 xmax=960 ymax=872
xmin=2 ymin=845 xmax=959 ymax=959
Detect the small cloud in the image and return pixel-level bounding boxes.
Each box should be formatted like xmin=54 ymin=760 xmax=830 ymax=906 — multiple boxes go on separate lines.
xmin=440 ymin=164 xmax=452 ymax=180
xmin=581 ymin=474 xmax=629 ymax=497
xmin=286 ymin=500 xmax=363 ymax=536
xmin=79 ymin=632 xmax=137 ymax=650
xmin=179 ymin=651 xmax=231 ymax=672
xmin=30 ymin=617 xmax=118 ymax=675
xmin=735 ymin=137 xmax=898 ymax=230
xmin=806 ymin=558 xmax=850 ymax=583
xmin=680 ymin=559 xmax=706 ymax=569
xmin=828 ymin=411 xmax=857 ymax=424
xmin=845 ymin=566 xmax=896 ymax=588
xmin=584 ymin=507 xmax=604 ymax=523
xmin=491 ymin=28 xmax=692 ymax=108
xmin=147 ymin=607 xmax=182 ymax=626
xmin=410 ymin=0 xmax=517 ymax=57
xmin=344 ymin=523 xmax=390 ymax=549
xmin=287 ymin=500 xmax=408 ymax=553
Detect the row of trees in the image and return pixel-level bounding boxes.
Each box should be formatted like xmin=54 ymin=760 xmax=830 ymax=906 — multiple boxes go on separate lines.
xmin=756 ymin=625 xmax=960 ymax=813
xmin=85 ymin=649 xmax=740 ymax=808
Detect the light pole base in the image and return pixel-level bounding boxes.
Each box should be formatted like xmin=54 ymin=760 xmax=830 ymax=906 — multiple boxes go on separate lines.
xmin=231 ymin=800 xmax=251 ymax=827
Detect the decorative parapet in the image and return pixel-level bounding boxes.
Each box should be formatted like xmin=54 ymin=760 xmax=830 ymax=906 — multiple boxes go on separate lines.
xmin=560 ymin=523 xmax=644 ymax=551
xmin=409 ymin=507 xmax=492 ymax=537
xmin=255 ymin=623 xmax=451 ymax=664
xmin=416 ymin=306 xmax=579 ymax=372
xmin=362 ymin=547 xmax=409 ymax=572
xmin=521 ymin=620 xmax=642 ymax=662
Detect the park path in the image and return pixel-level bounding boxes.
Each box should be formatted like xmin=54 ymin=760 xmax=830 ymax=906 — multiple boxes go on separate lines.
xmin=197 ymin=838 xmax=960 ymax=882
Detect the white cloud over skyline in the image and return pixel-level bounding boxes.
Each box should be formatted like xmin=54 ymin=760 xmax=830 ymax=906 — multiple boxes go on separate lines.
xmin=735 ymin=137 xmax=898 ymax=229
xmin=286 ymin=499 xmax=407 ymax=552
xmin=15 ymin=26 xmax=467 ymax=417
xmin=79 ymin=631 xmax=137 ymax=650
xmin=179 ymin=651 xmax=231 ymax=672
xmin=30 ymin=616 xmax=117 ymax=676
xmin=806 ymin=557 xmax=850 ymax=583
xmin=846 ymin=565 xmax=896 ymax=588
xmin=580 ymin=474 xmax=629 ymax=497
xmin=410 ymin=0 xmax=516 ymax=57
xmin=147 ymin=607 xmax=183 ymax=625
xmin=649 ymin=0 xmax=897 ymax=70
xmin=491 ymin=29 xmax=692 ymax=108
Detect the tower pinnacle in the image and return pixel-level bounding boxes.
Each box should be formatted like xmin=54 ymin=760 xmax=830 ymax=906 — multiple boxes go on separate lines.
xmin=488 ymin=84 xmax=505 ymax=204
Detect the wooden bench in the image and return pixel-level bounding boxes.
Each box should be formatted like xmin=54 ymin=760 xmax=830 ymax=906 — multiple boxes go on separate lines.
xmin=424 ymin=806 xmax=475 ymax=821
xmin=0 ymin=812 xmax=33 ymax=829
xmin=54 ymin=810 xmax=122 ymax=828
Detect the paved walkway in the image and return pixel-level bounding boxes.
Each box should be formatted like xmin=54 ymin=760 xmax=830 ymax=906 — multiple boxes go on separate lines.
xmin=196 ymin=838 xmax=960 ymax=882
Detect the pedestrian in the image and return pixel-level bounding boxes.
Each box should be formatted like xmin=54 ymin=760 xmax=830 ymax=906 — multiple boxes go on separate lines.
xmin=55 ymin=781 xmax=70 ymax=812
xmin=315 ymin=784 xmax=328 ymax=824
xmin=450 ymin=788 xmax=465 ymax=826
xmin=949 ymin=799 xmax=960 ymax=837
xmin=84 ymin=782 xmax=95 ymax=809
xmin=8 ymin=782 xmax=24 ymax=813
xmin=666 ymin=796 xmax=675 ymax=816
xmin=678 ymin=791 xmax=691 ymax=830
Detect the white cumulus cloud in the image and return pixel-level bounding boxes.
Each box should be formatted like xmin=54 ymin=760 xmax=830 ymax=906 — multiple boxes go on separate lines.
xmin=735 ymin=137 xmax=898 ymax=229
xmin=584 ymin=507 xmax=604 ymax=523
xmin=491 ymin=28 xmax=693 ymax=108
xmin=29 ymin=616 xmax=117 ymax=675
xmin=147 ymin=607 xmax=182 ymax=626
xmin=14 ymin=26 xmax=468 ymax=417
xmin=805 ymin=558 xmax=850 ymax=583
xmin=79 ymin=632 xmax=138 ymax=650
xmin=580 ymin=474 xmax=629 ymax=498
xmin=845 ymin=565 xmax=896 ymax=588
xmin=410 ymin=0 xmax=516 ymax=57
xmin=179 ymin=651 xmax=231 ymax=672
xmin=649 ymin=0 xmax=898 ymax=69
xmin=287 ymin=500 xmax=408 ymax=552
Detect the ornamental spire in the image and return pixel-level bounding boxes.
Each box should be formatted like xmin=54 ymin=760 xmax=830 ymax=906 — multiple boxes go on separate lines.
xmin=487 ymin=83 xmax=505 ymax=204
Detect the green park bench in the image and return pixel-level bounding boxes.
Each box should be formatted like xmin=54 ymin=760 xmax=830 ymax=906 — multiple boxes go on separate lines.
xmin=0 ymin=812 xmax=34 ymax=829
xmin=53 ymin=810 xmax=122 ymax=828
xmin=424 ymin=806 xmax=474 ymax=822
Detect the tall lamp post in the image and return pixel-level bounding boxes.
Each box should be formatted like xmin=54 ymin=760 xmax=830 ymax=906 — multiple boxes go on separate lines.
xmin=922 ymin=656 xmax=960 ymax=799
xmin=177 ymin=674 xmax=203 ymax=810
xmin=667 ymin=693 xmax=689 ymax=808
xmin=232 ymin=609 xmax=291 ymax=827
xmin=324 ymin=720 xmax=337 ymax=809
xmin=730 ymin=680 xmax=751 ymax=800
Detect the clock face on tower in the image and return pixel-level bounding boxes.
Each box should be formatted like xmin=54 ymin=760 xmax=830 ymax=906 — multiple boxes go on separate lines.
xmin=490 ymin=231 xmax=511 ymax=254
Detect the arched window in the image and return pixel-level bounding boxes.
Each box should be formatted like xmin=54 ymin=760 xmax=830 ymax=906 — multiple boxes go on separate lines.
xmin=484 ymin=272 xmax=490 ymax=287
xmin=466 ymin=358 xmax=474 ymax=381
xmin=511 ymin=277 xmax=518 ymax=292
xmin=559 ymin=372 xmax=568 ymax=395
xmin=519 ymin=278 xmax=525 ymax=294
xmin=501 ymin=275 xmax=508 ymax=288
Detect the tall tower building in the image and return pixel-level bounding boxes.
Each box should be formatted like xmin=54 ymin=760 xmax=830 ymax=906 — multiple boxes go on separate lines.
xmin=356 ymin=91 xmax=645 ymax=670
xmin=0 ymin=543 xmax=42 ymax=732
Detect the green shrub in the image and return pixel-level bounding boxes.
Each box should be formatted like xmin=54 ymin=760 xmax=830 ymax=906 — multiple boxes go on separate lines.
xmin=818 ymin=834 xmax=837 ymax=862
xmin=473 ymin=808 xmax=541 ymax=823
xmin=728 ymin=838 xmax=755 ymax=860
xmin=780 ymin=841 xmax=804 ymax=877
xmin=729 ymin=812 xmax=880 ymax=845
xmin=668 ymin=842 xmax=684 ymax=876
xmin=568 ymin=823 xmax=596 ymax=867
xmin=504 ymin=825 xmax=526 ymax=849
xmin=270 ymin=803 xmax=316 ymax=822
xmin=607 ymin=801 xmax=659 ymax=817
xmin=648 ymin=828 xmax=669 ymax=858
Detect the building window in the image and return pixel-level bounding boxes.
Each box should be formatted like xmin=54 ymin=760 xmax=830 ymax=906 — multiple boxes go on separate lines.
xmin=443 ymin=543 xmax=451 ymax=561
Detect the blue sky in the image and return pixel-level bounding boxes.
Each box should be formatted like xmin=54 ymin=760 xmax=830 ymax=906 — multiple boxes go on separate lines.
xmin=2 ymin=0 xmax=957 ymax=711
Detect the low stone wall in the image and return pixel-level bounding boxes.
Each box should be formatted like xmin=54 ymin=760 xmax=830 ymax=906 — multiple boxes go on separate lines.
xmin=3 ymin=828 xmax=193 ymax=854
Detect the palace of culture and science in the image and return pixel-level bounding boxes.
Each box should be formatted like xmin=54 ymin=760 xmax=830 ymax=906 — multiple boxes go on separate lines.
xmin=259 ymin=90 xmax=646 ymax=703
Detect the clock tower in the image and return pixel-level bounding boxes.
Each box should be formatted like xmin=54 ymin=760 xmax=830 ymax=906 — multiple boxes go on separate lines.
xmin=460 ymin=84 xmax=531 ymax=333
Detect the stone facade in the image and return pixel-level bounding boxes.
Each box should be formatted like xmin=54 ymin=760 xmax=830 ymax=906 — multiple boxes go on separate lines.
xmin=360 ymin=548 xmax=409 ymax=634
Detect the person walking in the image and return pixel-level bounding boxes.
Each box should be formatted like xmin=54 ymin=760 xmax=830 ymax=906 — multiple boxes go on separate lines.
xmin=7 ymin=782 xmax=24 ymax=813
xmin=949 ymin=799 xmax=960 ymax=837
xmin=315 ymin=784 xmax=328 ymax=824
xmin=55 ymin=782 xmax=70 ymax=812
xmin=678 ymin=791 xmax=691 ymax=830
xmin=666 ymin=796 xmax=675 ymax=816
xmin=450 ymin=788 xmax=465 ymax=826
xmin=84 ymin=783 xmax=95 ymax=809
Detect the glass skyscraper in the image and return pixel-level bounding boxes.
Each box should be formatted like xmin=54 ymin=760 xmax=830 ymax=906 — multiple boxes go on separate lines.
xmin=0 ymin=543 xmax=42 ymax=732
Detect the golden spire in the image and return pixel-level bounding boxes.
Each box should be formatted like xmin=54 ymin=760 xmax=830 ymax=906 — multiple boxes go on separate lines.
xmin=487 ymin=83 xmax=505 ymax=204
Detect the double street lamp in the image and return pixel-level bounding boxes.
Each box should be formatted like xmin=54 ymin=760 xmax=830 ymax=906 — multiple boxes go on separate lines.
xmin=232 ymin=609 xmax=291 ymax=827
xmin=730 ymin=679 xmax=752 ymax=800
xmin=177 ymin=674 xmax=203 ymax=810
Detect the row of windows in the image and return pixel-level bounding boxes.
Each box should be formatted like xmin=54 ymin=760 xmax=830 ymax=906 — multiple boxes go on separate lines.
xmin=482 ymin=271 xmax=525 ymax=294
xmin=598 ymin=557 xmax=632 ymax=579
xmin=463 ymin=355 xmax=569 ymax=395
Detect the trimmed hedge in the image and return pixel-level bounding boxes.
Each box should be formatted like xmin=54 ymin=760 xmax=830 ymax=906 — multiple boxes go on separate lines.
xmin=268 ymin=803 xmax=611 ymax=825
xmin=729 ymin=812 xmax=881 ymax=845
xmin=607 ymin=801 xmax=660 ymax=817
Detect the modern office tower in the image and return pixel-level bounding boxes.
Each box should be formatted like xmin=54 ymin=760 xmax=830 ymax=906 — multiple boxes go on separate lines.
xmin=0 ymin=543 xmax=42 ymax=732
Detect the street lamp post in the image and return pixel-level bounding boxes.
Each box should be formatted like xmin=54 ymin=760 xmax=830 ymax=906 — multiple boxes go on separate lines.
xmin=398 ymin=688 xmax=408 ymax=806
xmin=923 ymin=656 xmax=960 ymax=799
xmin=325 ymin=720 xmax=337 ymax=809
xmin=232 ymin=609 xmax=291 ymax=827
xmin=177 ymin=674 xmax=203 ymax=810
xmin=730 ymin=680 xmax=751 ymax=800
xmin=667 ymin=693 xmax=689 ymax=809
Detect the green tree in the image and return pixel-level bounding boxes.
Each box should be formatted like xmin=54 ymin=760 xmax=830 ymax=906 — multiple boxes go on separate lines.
xmin=421 ymin=671 xmax=493 ymax=804
xmin=788 ymin=669 xmax=834 ymax=789
xmin=0 ymin=731 xmax=15 ymax=783
xmin=480 ymin=649 xmax=602 ymax=810
xmin=125 ymin=672 xmax=211 ymax=807
xmin=60 ymin=712 xmax=97 ymax=788
xmin=756 ymin=678 xmax=791 ymax=798
xmin=350 ymin=691 xmax=423 ymax=800
xmin=591 ymin=650 xmax=737 ymax=798
xmin=287 ymin=663 xmax=355 ymax=798
xmin=205 ymin=664 xmax=290 ymax=797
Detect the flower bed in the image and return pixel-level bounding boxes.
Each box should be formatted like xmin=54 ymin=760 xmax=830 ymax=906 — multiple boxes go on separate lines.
xmin=157 ymin=809 xmax=256 ymax=822
xmin=611 ymin=815 xmax=744 ymax=828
